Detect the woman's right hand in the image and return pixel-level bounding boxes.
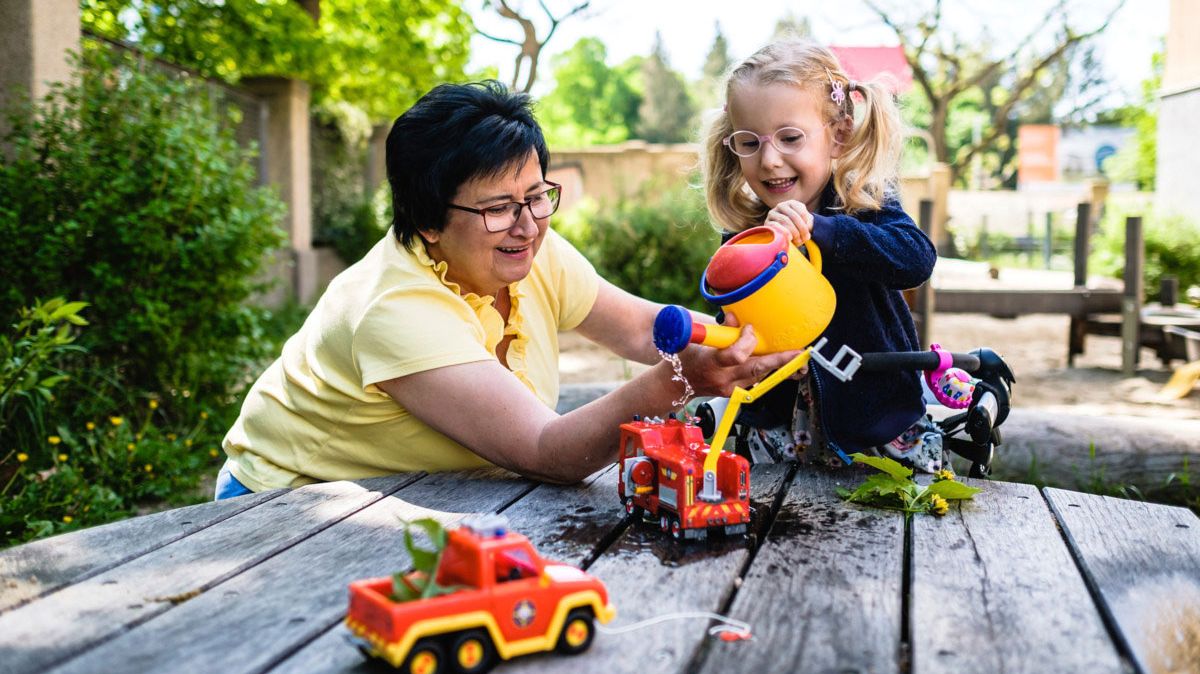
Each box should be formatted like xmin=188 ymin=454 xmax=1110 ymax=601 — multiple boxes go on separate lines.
xmin=677 ymin=323 xmax=802 ymax=397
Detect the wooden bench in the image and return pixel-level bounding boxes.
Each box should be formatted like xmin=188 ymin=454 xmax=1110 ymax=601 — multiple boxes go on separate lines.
xmin=1 ymin=465 xmax=1197 ymax=673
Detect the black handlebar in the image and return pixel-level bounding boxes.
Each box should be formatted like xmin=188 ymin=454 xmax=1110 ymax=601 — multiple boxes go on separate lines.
xmin=858 ymin=351 xmax=981 ymax=373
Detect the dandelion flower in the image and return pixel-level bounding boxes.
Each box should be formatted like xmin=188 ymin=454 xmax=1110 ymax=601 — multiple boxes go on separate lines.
xmin=200 ymin=411 xmax=208 ymax=420
xmin=167 ymin=433 xmax=177 ymax=441
xmin=86 ymin=421 xmax=96 ymax=431
xmin=934 ymin=469 xmax=955 ymax=482
xmin=209 ymin=448 xmax=219 ymax=458
xmin=48 ymin=436 xmax=62 ymax=445
xmin=17 ymin=452 xmax=28 ymax=462
xmin=144 ymin=464 xmax=153 ymax=472
xmin=148 ymin=400 xmax=159 ymax=410
xmin=930 ymin=495 xmax=949 ymax=516
xmin=62 ymin=515 xmax=73 ymax=523
xmin=127 ymin=443 xmax=136 ymax=451
xmin=185 ymin=439 xmax=193 ymax=447
xmin=58 ymin=453 xmax=68 ymax=462
xmin=109 ymin=416 xmax=123 ymax=426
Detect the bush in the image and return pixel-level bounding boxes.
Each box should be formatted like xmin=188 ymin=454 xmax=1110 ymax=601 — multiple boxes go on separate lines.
xmin=311 ymin=103 xmax=388 ymax=265
xmin=0 ymin=45 xmax=287 ymax=407
xmin=0 ymin=298 xmax=87 ymax=450
xmin=1090 ymin=205 xmax=1200 ymax=304
xmin=556 ymin=179 xmax=720 ymax=312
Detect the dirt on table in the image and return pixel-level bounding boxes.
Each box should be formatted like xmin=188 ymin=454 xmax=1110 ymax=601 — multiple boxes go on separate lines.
xmin=558 ymin=313 xmax=1200 ymax=421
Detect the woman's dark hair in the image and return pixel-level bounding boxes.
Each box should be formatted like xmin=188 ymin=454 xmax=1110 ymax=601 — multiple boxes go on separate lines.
xmin=385 ymin=80 xmax=549 ymax=248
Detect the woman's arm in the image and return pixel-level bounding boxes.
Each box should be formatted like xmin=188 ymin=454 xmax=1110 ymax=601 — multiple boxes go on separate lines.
xmin=376 ymin=324 xmax=799 ymax=484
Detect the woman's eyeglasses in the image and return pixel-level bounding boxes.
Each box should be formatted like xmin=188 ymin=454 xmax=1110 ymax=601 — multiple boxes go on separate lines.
xmin=723 ymin=127 xmax=809 ymax=158
xmin=446 ymin=182 xmax=563 ymax=233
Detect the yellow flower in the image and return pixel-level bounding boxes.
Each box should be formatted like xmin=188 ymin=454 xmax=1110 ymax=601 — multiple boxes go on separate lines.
xmin=109 ymin=416 xmax=123 ymax=426
xmin=209 ymin=448 xmax=219 ymax=458
xmin=58 ymin=453 xmax=68 ymax=462
xmin=167 ymin=433 xmax=177 ymax=441
xmin=934 ymin=469 xmax=955 ymax=482
xmin=86 ymin=421 xmax=96 ymax=431
xmin=48 ymin=436 xmax=62 ymax=445
xmin=930 ymin=494 xmax=949 ymax=516
xmin=62 ymin=515 xmax=73 ymax=524
xmin=148 ymin=399 xmax=159 ymax=410
xmin=144 ymin=464 xmax=153 ymax=472
xmin=17 ymin=452 xmax=28 ymax=462
xmin=135 ymin=433 xmax=143 ymax=441
xmin=200 ymin=411 xmax=208 ymax=420
xmin=126 ymin=443 xmax=136 ymax=451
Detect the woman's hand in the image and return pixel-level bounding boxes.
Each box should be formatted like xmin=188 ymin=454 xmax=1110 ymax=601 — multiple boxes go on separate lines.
xmin=763 ymin=200 xmax=814 ymax=245
xmin=677 ymin=323 xmax=802 ymax=397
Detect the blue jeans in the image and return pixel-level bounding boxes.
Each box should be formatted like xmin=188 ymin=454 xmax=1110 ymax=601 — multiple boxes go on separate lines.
xmin=214 ymin=461 xmax=254 ymax=500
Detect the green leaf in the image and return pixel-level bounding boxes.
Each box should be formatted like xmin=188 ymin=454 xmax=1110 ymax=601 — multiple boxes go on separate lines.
xmin=925 ymin=480 xmax=983 ymax=501
xmin=401 ymin=518 xmax=445 ymax=573
xmin=849 ymin=453 xmax=913 ymax=481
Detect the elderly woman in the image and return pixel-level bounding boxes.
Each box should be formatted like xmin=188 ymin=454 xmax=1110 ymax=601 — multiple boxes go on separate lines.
xmin=214 ymin=81 xmax=797 ymax=498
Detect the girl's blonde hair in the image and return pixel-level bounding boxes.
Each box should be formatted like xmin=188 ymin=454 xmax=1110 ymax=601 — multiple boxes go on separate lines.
xmin=701 ymin=40 xmax=904 ymax=232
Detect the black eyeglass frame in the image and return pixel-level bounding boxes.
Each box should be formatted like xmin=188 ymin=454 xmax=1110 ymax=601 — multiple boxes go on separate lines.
xmin=446 ymin=181 xmax=563 ymax=233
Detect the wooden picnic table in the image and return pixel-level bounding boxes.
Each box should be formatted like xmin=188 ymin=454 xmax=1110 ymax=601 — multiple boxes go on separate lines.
xmin=1 ymin=464 xmax=1198 ymax=674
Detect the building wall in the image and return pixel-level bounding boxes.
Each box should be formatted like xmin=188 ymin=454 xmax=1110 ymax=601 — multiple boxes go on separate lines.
xmin=1156 ymin=0 xmax=1200 ymax=221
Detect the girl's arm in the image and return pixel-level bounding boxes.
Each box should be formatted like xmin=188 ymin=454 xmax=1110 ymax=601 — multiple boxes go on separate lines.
xmin=810 ymin=198 xmax=936 ymax=289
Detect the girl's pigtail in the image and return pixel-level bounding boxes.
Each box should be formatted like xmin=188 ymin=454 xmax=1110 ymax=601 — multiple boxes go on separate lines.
xmin=832 ymin=78 xmax=904 ymax=213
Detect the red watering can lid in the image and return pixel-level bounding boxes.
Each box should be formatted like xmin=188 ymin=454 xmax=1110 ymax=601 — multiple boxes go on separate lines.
xmin=704 ymin=226 xmax=788 ymax=293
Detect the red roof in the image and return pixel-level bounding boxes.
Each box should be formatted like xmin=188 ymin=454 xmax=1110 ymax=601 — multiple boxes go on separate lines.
xmin=828 ymin=46 xmax=912 ymax=93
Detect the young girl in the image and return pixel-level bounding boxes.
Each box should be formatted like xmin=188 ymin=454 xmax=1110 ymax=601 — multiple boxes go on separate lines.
xmin=701 ymin=41 xmax=943 ymax=472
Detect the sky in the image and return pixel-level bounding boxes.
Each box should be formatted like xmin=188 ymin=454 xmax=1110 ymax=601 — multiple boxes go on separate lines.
xmin=467 ymin=0 xmax=1168 ymax=110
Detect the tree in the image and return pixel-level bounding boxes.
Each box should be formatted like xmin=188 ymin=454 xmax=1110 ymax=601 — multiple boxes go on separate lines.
xmin=474 ymin=0 xmax=591 ymax=93
xmin=772 ymin=11 xmax=813 ymax=41
xmin=1101 ymin=49 xmax=1161 ymax=190
xmin=695 ymin=22 xmax=733 ymax=112
xmin=864 ymin=0 xmax=1126 ymax=184
xmin=636 ymin=32 xmax=696 ymax=144
xmin=80 ymin=0 xmax=473 ymax=120
xmin=535 ymin=38 xmax=641 ymax=147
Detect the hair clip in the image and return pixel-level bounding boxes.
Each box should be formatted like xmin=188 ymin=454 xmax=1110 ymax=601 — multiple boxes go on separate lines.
xmin=827 ymin=68 xmax=846 ymax=105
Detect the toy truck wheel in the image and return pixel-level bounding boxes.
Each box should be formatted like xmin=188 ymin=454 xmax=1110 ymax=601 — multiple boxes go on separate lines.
xmin=623 ymin=497 xmax=643 ymax=519
xmin=556 ymin=608 xmax=596 ymax=655
xmin=402 ymin=638 xmax=445 ymax=674
xmin=450 ymin=629 xmax=495 ymax=674
xmin=670 ymin=518 xmax=683 ymax=540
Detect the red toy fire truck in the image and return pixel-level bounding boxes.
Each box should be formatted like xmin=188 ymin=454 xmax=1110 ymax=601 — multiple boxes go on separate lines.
xmin=617 ymin=414 xmax=752 ymax=540
xmin=346 ymin=515 xmax=615 ymax=674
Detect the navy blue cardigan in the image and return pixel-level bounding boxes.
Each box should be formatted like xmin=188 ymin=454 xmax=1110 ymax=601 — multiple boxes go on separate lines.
xmin=730 ymin=183 xmax=936 ymax=459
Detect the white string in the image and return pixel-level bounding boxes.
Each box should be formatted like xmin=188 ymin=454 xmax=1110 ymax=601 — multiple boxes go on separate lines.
xmin=595 ymin=611 xmax=752 ymax=639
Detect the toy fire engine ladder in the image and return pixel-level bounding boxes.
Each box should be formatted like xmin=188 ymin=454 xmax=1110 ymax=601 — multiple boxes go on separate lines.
xmin=697 ymin=338 xmax=862 ymax=503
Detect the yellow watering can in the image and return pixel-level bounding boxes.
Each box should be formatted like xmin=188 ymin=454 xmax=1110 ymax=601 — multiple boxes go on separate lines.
xmin=654 ymin=225 xmax=836 ymax=355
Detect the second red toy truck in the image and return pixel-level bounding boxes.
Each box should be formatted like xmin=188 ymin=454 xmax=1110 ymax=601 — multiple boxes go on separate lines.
xmin=346 ymin=515 xmax=615 ymax=674
xmin=617 ymin=414 xmax=751 ymax=540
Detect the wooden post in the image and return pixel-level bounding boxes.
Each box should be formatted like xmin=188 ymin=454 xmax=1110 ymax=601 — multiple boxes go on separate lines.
xmin=1121 ymin=216 xmax=1144 ymax=377
xmin=1067 ymin=202 xmax=1092 ymax=367
xmin=916 ymin=198 xmax=935 ymax=348
xmin=979 ymin=215 xmax=989 ymax=258
xmin=1161 ymin=276 xmax=1178 ymax=307
xmin=1043 ymin=211 xmax=1053 ymax=269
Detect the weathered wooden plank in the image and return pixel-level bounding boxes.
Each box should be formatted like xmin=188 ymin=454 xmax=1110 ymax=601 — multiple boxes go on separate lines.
xmin=696 ymin=465 xmax=905 ymax=674
xmin=497 ymin=463 xmax=791 ymax=674
xmin=266 ymin=467 xmax=623 ymax=673
xmin=0 ymin=475 xmax=417 ymax=674
xmin=47 ymin=469 xmax=533 ymax=674
xmin=1045 ymin=488 xmax=1200 ymax=674
xmin=934 ymin=288 xmax=1122 ymax=316
xmin=910 ymin=479 xmax=1124 ymax=674
xmin=0 ymin=489 xmax=284 ymax=614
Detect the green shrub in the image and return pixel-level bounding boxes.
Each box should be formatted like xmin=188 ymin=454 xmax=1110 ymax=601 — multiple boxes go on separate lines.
xmin=1090 ymin=204 xmax=1200 ymax=304
xmin=311 ymin=103 xmax=388 ymax=265
xmin=0 ymin=298 xmax=88 ymax=450
xmin=556 ymin=179 xmax=720 ymax=312
xmin=0 ymin=45 xmax=287 ymax=407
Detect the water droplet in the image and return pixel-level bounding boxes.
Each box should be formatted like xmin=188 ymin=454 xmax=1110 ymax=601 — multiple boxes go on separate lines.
xmin=658 ymin=350 xmax=693 ymax=408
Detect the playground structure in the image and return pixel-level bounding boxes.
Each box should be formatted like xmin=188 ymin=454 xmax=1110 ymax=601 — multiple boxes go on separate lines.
xmin=910 ymin=199 xmax=1200 ymax=378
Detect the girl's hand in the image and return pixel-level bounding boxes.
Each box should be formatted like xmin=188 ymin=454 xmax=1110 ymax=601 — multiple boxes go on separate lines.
xmin=763 ymin=200 xmax=814 ymax=246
